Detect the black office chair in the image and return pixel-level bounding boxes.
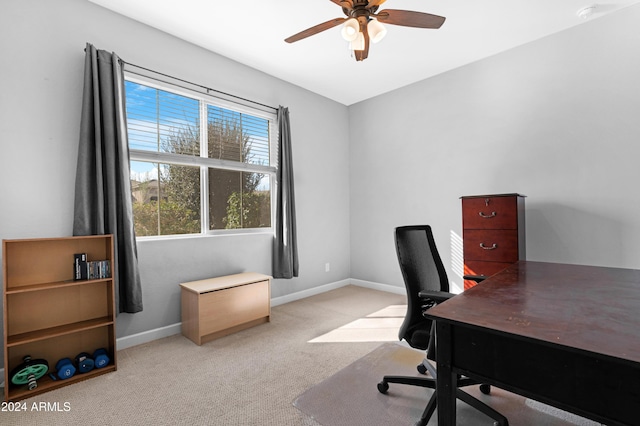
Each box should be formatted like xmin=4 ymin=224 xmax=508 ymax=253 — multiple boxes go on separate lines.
xmin=377 ymin=225 xmax=508 ymax=426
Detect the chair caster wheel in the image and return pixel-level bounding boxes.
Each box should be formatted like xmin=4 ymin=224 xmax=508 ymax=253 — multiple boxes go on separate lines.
xmin=377 ymin=380 xmax=389 ymax=394
xmin=480 ymin=383 xmax=491 ymax=394
xmin=417 ymin=363 xmax=427 ymax=375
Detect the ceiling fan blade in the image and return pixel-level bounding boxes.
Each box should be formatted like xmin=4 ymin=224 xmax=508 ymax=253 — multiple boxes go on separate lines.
xmin=376 ymin=9 xmax=446 ymax=29
xmin=367 ymin=0 xmax=387 ymax=7
xmin=329 ymin=0 xmax=352 ymax=7
xmin=285 ymin=17 xmax=347 ymax=43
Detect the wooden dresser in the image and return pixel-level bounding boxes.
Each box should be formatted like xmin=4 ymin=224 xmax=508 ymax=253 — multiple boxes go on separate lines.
xmin=461 ymin=194 xmax=526 ymax=289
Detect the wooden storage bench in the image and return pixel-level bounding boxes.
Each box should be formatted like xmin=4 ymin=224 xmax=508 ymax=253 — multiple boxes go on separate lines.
xmin=180 ymin=272 xmax=271 ymax=345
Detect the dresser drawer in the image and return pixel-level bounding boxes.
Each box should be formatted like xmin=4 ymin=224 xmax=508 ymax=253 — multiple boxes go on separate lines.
xmin=463 ymin=229 xmax=519 ymax=262
xmin=462 ymin=196 xmax=518 ymax=230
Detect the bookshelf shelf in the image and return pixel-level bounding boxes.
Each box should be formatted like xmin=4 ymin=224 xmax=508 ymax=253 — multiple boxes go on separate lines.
xmin=5 ymin=278 xmax=111 ymax=295
xmin=7 ymin=317 xmax=115 ymax=347
xmin=2 ymin=235 xmax=117 ymax=402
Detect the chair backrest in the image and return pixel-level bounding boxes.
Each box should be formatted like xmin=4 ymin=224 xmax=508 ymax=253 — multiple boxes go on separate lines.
xmin=395 ymin=225 xmax=450 ymax=346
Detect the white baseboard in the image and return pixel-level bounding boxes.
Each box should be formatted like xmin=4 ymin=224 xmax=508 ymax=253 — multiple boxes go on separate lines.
xmin=350 ymin=278 xmax=406 ymax=295
xmin=0 ymin=278 xmax=401 ymax=384
xmin=116 ymin=322 xmax=182 ymax=351
xmin=269 ymin=278 xmax=404 ymax=305
xmin=270 ymin=278 xmax=352 ymax=306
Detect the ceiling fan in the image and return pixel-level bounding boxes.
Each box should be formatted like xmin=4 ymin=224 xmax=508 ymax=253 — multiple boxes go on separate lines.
xmin=284 ymin=0 xmax=446 ymax=61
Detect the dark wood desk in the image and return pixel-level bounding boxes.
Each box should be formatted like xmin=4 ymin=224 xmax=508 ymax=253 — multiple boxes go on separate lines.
xmin=425 ymin=261 xmax=640 ymax=425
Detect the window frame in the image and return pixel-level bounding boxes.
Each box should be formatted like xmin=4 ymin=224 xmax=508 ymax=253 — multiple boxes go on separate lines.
xmin=125 ymin=73 xmax=278 ymax=239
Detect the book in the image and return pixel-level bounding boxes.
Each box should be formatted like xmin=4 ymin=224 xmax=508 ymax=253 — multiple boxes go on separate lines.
xmin=74 ymin=253 xmax=88 ymax=280
xmin=73 ymin=254 xmax=111 ymax=280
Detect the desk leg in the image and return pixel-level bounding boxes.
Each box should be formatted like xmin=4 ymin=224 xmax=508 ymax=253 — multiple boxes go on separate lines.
xmin=435 ymin=321 xmax=456 ymax=425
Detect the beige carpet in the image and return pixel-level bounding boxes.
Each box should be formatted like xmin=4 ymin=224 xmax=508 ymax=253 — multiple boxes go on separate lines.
xmin=294 ymin=342 xmax=602 ymax=426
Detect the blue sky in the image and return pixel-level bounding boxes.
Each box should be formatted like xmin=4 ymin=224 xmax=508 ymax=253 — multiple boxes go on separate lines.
xmin=125 ymin=80 xmax=270 ymax=183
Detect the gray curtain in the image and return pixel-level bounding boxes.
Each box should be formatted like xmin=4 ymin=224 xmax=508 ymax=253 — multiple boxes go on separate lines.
xmin=73 ymin=43 xmax=143 ymax=314
xmin=272 ymin=106 xmax=299 ymax=278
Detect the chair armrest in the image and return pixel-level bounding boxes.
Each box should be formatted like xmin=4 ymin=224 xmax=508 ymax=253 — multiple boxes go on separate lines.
xmin=419 ymin=290 xmax=456 ymax=321
xmin=418 ymin=290 xmax=456 ymax=304
xmin=463 ymin=274 xmax=487 ymax=283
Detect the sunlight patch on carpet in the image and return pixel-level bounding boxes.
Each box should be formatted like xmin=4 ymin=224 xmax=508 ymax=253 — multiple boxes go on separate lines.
xmin=308 ymin=305 xmax=407 ymax=343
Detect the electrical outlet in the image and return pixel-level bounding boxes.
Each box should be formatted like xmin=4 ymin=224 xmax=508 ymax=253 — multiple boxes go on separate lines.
xmin=325 ymin=262 xmax=330 ymax=272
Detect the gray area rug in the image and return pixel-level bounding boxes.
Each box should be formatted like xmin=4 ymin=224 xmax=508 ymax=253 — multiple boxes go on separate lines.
xmin=294 ymin=342 xmax=601 ymax=426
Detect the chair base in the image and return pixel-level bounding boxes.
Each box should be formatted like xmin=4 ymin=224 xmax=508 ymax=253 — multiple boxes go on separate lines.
xmin=377 ymin=374 xmax=508 ymax=426
xmin=377 ymin=375 xmax=436 ymax=394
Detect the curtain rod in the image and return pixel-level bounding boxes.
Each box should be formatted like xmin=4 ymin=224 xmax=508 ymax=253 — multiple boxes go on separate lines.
xmin=123 ymin=61 xmax=278 ymax=113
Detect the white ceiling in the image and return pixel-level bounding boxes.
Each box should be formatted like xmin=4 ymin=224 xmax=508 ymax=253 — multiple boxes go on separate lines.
xmin=88 ymin=0 xmax=640 ymax=105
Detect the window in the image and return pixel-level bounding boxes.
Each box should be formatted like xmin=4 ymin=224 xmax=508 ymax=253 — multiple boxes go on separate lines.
xmin=125 ymin=76 xmax=276 ymax=237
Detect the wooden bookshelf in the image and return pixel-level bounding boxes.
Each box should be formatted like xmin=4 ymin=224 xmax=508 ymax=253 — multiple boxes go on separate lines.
xmin=2 ymin=235 xmax=117 ymax=402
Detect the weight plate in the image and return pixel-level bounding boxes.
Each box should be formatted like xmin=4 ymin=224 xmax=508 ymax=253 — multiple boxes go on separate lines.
xmin=11 ymin=360 xmax=49 ymax=385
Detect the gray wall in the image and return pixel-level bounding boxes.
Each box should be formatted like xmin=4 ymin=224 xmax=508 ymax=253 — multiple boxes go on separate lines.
xmin=0 ymin=0 xmax=351 ymax=362
xmin=349 ymin=5 xmax=640 ymax=293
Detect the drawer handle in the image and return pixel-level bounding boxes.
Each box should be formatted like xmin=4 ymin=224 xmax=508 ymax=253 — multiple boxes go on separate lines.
xmin=478 ymin=211 xmax=497 ymax=218
xmin=480 ymin=243 xmax=498 ymax=250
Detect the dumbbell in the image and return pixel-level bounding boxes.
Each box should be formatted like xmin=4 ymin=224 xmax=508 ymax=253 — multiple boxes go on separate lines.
xmin=93 ymin=348 xmax=110 ymax=369
xmin=54 ymin=358 xmax=76 ymax=380
xmin=75 ymin=352 xmax=95 ymax=373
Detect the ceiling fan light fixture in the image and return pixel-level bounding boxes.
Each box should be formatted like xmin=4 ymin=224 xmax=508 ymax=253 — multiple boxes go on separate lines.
xmin=349 ymin=31 xmax=365 ymax=51
xmin=341 ymin=18 xmax=360 ymax=41
xmin=367 ymin=19 xmax=387 ymax=44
